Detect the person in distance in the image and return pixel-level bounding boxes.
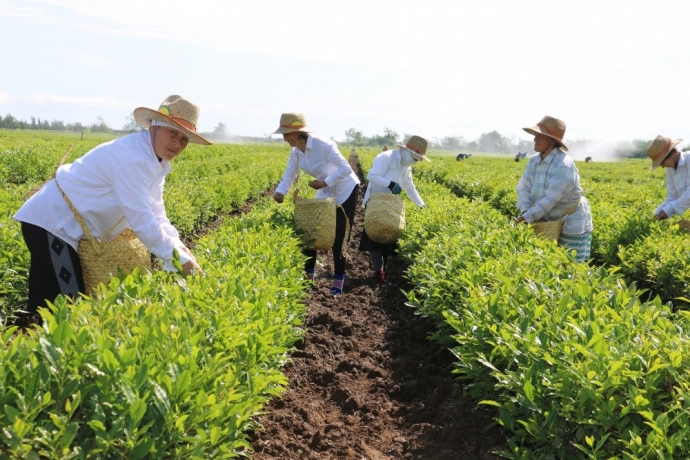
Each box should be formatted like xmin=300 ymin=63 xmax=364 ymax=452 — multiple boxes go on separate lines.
xmin=515 ymin=115 xmax=593 ymax=262
xmin=272 ymin=112 xmax=360 ymax=296
xmin=358 ymin=135 xmax=429 ymax=286
xmin=13 ymin=95 xmax=208 ymax=327
xmin=646 ymin=135 xmax=689 ymax=221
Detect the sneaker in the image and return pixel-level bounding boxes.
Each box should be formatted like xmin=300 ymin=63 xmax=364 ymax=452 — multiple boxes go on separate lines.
xmin=331 ymin=275 xmax=345 ymax=296
xmin=305 ymin=269 xmax=316 ymax=282
xmin=375 ymin=270 xmax=387 ymax=286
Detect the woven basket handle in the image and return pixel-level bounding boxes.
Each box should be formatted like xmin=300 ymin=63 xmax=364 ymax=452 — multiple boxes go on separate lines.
xmin=23 ymin=145 xmax=74 ymax=201
xmin=562 ymin=197 xmax=582 ymax=219
xmin=289 ymin=153 xmax=337 ymax=203
xmin=55 ymin=178 xmax=124 ymax=250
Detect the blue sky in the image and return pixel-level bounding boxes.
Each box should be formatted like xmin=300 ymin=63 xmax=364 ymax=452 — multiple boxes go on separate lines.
xmin=1 ymin=0 xmax=689 ymax=149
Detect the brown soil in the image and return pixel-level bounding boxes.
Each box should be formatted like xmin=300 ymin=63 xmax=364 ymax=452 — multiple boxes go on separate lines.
xmin=249 ymin=157 xmax=506 ymax=459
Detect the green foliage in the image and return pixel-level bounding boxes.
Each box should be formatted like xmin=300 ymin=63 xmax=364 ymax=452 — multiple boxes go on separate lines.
xmin=400 ymin=177 xmax=690 ymax=458
xmin=0 ymin=198 xmax=307 ymax=457
xmin=0 ymin=134 xmax=289 ymax=319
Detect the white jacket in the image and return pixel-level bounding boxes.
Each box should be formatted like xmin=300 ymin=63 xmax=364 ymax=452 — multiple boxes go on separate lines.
xmin=14 ymin=131 xmax=191 ymax=271
xmin=274 ymin=134 xmax=360 ymax=205
xmin=362 ymin=149 xmax=424 ymax=208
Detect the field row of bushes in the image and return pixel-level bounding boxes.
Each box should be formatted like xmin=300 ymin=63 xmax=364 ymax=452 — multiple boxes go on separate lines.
xmin=411 ymin=154 xmax=690 ymax=307
xmin=0 ymin=137 xmax=290 ymax=320
xmin=354 ymin=149 xmax=690 ymax=457
xmin=0 ymin=133 xmax=318 ymax=457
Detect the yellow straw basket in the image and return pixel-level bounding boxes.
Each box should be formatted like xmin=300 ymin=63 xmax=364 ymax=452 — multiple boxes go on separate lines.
xmin=531 ymin=220 xmax=564 ymax=241
xmin=293 ymin=195 xmax=336 ymax=251
xmin=364 ymin=193 xmax=406 ymax=244
xmin=78 ymin=228 xmax=151 ymax=294
xmin=56 ymin=179 xmax=151 ymax=295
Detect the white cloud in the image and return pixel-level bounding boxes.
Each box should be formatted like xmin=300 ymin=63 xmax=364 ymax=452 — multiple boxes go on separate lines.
xmin=2 ymin=0 xmax=690 ymax=141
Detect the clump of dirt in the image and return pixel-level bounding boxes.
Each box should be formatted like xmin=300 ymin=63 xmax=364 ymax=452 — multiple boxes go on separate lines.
xmin=249 ymin=156 xmax=506 ymax=459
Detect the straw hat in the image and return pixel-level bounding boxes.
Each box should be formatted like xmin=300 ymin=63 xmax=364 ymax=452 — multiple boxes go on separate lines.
xmin=397 ymin=135 xmax=431 ymax=162
xmin=647 ymin=135 xmax=683 ymax=171
xmin=523 ymin=116 xmax=568 ymax=152
xmin=273 ymin=112 xmax=311 ymax=134
xmin=133 ymin=95 xmax=211 ymax=145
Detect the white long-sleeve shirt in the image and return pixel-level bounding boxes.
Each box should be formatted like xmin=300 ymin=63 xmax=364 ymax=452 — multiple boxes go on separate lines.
xmin=274 ymin=134 xmax=360 ymax=205
xmin=656 ymin=151 xmax=690 ymax=217
xmin=362 ymin=149 xmax=425 ymax=208
xmin=14 ymin=131 xmax=191 ymax=271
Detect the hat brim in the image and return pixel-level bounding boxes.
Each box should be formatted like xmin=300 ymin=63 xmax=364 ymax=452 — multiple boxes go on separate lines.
xmin=523 ymin=126 xmax=568 ymax=152
xmin=650 ymin=138 xmax=683 ymax=171
xmin=133 ymin=107 xmax=211 ymax=145
xmin=272 ymin=126 xmax=311 ymax=135
xmin=397 ymin=144 xmax=431 ymax=162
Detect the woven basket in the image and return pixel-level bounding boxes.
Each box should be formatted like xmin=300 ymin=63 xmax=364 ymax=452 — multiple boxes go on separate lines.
xmin=293 ymin=195 xmax=336 ymax=251
xmin=531 ymin=220 xmax=564 ymax=241
xmin=56 ymin=179 xmax=151 ymax=294
xmin=364 ymin=193 xmax=406 ymax=244
xmin=79 ymin=228 xmax=151 ymax=294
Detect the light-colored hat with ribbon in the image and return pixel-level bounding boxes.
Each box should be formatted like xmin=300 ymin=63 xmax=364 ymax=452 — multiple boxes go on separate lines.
xmin=273 ymin=112 xmax=311 ymax=134
xmin=647 ymin=135 xmax=683 ymax=171
xmin=523 ymin=115 xmax=568 ymax=151
xmin=397 ymin=135 xmax=431 ymax=162
xmin=134 ymin=95 xmax=211 ymax=145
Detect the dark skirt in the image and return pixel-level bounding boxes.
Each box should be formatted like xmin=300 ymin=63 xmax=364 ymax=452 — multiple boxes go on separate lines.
xmin=357 ymin=228 xmax=398 ymax=253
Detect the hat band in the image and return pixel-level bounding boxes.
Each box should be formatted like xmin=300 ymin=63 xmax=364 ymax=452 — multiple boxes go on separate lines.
xmin=281 ymin=123 xmax=305 ymax=129
xmin=651 ymin=139 xmax=673 ymax=163
xmin=169 ymin=116 xmax=196 ymax=132
xmin=537 ymin=123 xmax=561 ymax=142
xmin=405 ymin=143 xmax=424 ymax=155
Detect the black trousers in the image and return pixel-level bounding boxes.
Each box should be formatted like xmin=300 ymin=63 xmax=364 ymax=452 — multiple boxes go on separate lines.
xmin=304 ymin=185 xmax=359 ymax=276
xmin=20 ymin=222 xmax=84 ymax=320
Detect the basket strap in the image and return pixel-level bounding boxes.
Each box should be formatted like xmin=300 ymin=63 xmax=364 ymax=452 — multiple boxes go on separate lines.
xmin=23 ymin=145 xmax=74 ymax=201
xmin=562 ymin=197 xmax=582 ymax=218
xmin=336 ymin=204 xmax=350 ymax=258
xmin=54 ymin=178 xmax=124 ymax=248
xmin=290 ymin=167 xmax=338 ymax=203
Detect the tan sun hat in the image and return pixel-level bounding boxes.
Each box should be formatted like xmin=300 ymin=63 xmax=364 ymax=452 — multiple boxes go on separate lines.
xmin=647 ymin=135 xmax=683 ymax=171
xmin=133 ymin=95 xmax=211 ymax=145
xmin=397 ymin=135 xmax=431 ymax=162
xmin=523 ymin=115 xmax=568 ymax=152
xmin=273 ymin=112 xmax=311 ymax=134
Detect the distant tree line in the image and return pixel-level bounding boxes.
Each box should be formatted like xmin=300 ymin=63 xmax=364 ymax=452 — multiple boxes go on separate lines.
xmin=344 ymin=127 xmax=533 ymax=154
xmin=342 ymin=127 xmax=690 ymax=158
xmin=0 ymin=113 xmax=113 ymax=133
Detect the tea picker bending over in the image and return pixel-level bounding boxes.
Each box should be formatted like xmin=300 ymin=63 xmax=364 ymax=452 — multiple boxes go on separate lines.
xmin=13 ymin=95 xmax=209 ymax=327
xmin=646 ymin=135 xmax=688 ymax=221
xmin=515 ymin=115 xmax=593 ymax=262
xmin=272 ymin=112 xmax=360 ymax=296
xmin=358 ymin=135 xmax=430 ymax=286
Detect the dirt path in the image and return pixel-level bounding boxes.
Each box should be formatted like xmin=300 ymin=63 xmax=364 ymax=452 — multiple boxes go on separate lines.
xmin=249 ymin=157 xmax=506 ymax=459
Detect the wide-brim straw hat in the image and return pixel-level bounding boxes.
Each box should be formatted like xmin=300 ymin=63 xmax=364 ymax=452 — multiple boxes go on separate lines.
xmin=133 ymin=95 xmax=211 ymax=145
xmin=273 ymin=112 xmax=312 ymax=134
xmin=397 ymin=135 xmax=431 ymax=162
xmin=647 ymin=135 xmax=683 ymax=171
xmin=523 ymin=115 xmax=568 ymax=152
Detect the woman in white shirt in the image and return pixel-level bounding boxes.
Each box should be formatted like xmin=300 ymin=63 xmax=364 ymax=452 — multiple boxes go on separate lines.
xmin=359 ymin=135 xmax=430 ymax=286
xmin=272 ymin=113 xmax=360 ymax=296
xmin=13 ymin=95 xmax=208 ymax=327
xmin=646 ymin=135 xmax=689 ymax=220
